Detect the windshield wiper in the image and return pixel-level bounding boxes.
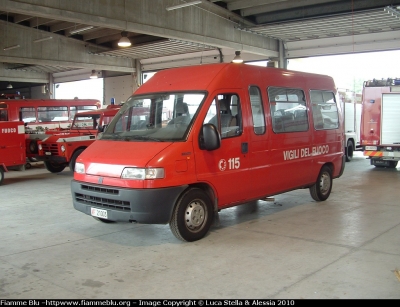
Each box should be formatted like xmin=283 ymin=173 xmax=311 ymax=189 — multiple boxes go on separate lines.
xmin=124 ymin=135 xmax=162 ymax=142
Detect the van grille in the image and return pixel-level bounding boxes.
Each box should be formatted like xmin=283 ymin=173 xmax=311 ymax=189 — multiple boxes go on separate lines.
xmin=41 ymin=143 xmax=59 ymax=155
xmin=75 ymin=193 xmax=131 ymax=211
xmin=81 ymin=184 xmax=119 ymax=195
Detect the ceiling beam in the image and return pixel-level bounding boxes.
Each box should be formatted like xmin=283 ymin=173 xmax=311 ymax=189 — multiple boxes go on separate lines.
xmin=0 ymin=21 xmax=134 ymax=72
xmin=0 ymin=0 xmax=276 ymax=57
xmin=253 ymin=0 xmax=400 ymax=23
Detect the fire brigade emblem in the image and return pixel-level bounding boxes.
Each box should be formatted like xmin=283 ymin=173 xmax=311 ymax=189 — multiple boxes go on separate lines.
xmin=218 ymin=159 xmax=227 ymax=171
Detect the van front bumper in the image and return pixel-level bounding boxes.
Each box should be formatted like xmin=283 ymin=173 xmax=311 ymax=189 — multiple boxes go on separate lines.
xmin=71 ymin=180 xmax=187 ymax=224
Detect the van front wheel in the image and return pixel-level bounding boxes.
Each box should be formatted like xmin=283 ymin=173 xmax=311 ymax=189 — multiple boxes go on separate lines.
xmin=170 ymin=188 xmax=214 ymax=242
xmin=309 ymin=165 xmax=332 ymax=201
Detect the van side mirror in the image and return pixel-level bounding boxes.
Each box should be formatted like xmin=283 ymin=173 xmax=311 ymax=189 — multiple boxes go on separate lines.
xmin=200 ymin=123 xmax=221 ymax=151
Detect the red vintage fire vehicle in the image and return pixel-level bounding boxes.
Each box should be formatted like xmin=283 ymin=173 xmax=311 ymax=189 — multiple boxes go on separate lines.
xmin=0 ymin=121 xmax=26 ymax=185
xmin=37 ymin=105 xmax=121 ymax=173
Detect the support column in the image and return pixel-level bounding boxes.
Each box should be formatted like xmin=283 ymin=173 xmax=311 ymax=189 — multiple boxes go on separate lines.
xmin=279 ymin=40 xmax=287 ymax=69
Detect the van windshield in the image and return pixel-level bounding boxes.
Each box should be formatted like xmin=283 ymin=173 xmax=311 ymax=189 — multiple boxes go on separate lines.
xmin=100 ymin=92 xmax=205 ymax=141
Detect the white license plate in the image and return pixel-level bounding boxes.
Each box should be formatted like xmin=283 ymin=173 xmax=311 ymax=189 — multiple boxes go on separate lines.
xmin=45 ymin=152 xmax=51 ymax=155
xmin=91 ymin=207 xmax=108 ymax=219
xmin=365 ymin=146 xmax=377 ymax=150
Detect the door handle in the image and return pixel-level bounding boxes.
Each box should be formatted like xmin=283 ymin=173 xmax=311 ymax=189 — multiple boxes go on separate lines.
xmin=241 ymin=142 xmax=248 ymax=154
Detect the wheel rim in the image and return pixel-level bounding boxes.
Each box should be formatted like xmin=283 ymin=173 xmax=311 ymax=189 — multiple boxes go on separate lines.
xmin=185 ymin=200 xmax=206 ymax=230
xmin=319 ymin=172 xmax=330 ymax=195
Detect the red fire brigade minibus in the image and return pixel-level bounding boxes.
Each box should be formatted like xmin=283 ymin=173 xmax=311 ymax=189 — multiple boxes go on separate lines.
xmin=71 ymin=63 xmax=345 ymax=242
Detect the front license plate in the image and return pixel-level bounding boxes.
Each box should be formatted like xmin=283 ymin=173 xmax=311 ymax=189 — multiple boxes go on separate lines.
xmin=45 ymin=152 xmax=51 ymax=155
xmin=91 ymin=207 xmax=108 ymax=219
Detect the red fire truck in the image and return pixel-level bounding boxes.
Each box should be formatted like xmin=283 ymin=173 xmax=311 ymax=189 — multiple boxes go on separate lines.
xmin=0 ymin=98 xmax=101 ymax=161
xmin=361 ymin=78 xmax=400 ymax=168
xmin=0 ymin=121 xmax=26 ymax=185
xmin=37 ymin=105 xmax=121 ymax=173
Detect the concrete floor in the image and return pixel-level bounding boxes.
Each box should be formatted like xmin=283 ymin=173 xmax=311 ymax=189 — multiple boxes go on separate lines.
xmin=1 ymin=151 xmax=399 ymax=299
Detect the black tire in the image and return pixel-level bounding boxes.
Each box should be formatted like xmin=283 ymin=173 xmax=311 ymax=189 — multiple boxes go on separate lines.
xmin=44 ymin=161 xmax=66 ymax=173
xmin=0 ymin=168 xmax=4 ymax=185
xmin=345 ymin=140 xmax=354 ymax=162
xmin=93 ymin=217 xmax=116 ymax=223
xmin=169 ymin=188 xmax=214 ymax=242
xmin=69 ymin=148 xmax=85 ymax=171
xmin=309 ymin=165 xmax=332 ymax=201
xmin=29 ymin=140 xmax=39 ymax=154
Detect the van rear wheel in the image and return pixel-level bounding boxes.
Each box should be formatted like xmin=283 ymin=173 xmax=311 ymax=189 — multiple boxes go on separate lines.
xmin=309 ymin=165 xmax=332 ymax=201
xmin=169 ymin=188 xmax=214 ymax=242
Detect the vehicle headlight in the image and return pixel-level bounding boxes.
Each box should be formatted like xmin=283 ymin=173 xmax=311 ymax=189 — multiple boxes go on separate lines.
xmin=61 ymin=145 xmax=66 ymax=152
xmin=38 ymin=144 xmax=42 ymax=151
xmin=75 ymin=162 xmax=85 ymax=174
xmin=121 ymin=167 xmax=165 ymax=180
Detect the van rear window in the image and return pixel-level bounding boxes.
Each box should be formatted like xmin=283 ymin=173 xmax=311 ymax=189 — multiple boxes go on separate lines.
xmin=268 ymin=87 xmax=308 ymax=133
xmin=310 ymin=90 xmax=339 ymax=130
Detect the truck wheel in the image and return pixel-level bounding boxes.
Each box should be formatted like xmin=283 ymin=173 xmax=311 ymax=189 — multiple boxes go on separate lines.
xmin=29 ymin=140 xmax=39 ymax=154
xmin=169 ymin=188 xmax=214 ymax=242
xmin=69 ymin=148 xmax=85 ymax=171
xmin=0 ymin=168 xmax=4 ymax=185
xmin=345 ymin=140 xmax=354 ymax=162
xmin=44 ymin=161 xmax=65 ymax=173
xmin=309 ymin=165 xmax=332 ymax=201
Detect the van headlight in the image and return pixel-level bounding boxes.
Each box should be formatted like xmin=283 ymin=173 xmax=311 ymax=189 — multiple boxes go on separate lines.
xmin=121 ymin=167 xmax=165 ymax=179
xmin=75 ymin=162 xmax=85 ymax=174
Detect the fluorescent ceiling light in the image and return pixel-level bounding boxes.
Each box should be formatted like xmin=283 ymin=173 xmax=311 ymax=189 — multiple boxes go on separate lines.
xmin=118 ymin=31 xmax=131 ymax=47
xmin=3 ymin=44 xmax=20 ymax=51
xmin=232 ymin=51 xmax=243 ymax=63
xmin=90 ymin=70 xmax=98 ymax=79
xmin=166 ymin=0 xmax=202 ymax=11
xmin=69 ymin=26 xmax=94 ymax=35
xmin=33 ymin=36 xmax=53 ymax=43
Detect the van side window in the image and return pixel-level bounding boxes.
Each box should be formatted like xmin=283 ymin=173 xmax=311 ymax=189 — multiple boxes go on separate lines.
xmin=0 ymin=110 xmax=8 ymax=121
xmin=310 ymin=90 xmax=339 ymax=130
xmin=268 ymin=87 xmax=308 ymax=133
xmin=205 ymin=94 xmax=242 ymax=139
xmin=249 ymin=86 xmax=265 ymax=135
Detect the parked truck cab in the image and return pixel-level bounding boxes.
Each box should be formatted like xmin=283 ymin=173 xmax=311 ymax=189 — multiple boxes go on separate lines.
xmin=71 ymin=63 xmax=345 ymax=242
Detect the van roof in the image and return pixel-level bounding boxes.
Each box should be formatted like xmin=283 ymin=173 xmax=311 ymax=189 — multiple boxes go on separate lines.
xmin=134 ymin=63 xmax=335 ymax=95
